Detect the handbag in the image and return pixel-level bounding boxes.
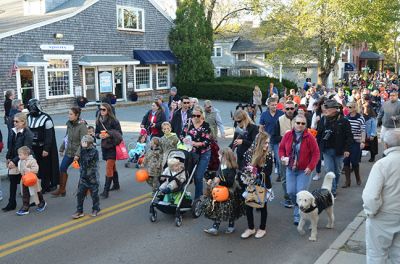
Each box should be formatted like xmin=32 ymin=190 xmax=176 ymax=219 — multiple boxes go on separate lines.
xmin=116 ymin=141 xmax=129 ymax=160
xmin=245 ymin=172 xmax=267 ymax=208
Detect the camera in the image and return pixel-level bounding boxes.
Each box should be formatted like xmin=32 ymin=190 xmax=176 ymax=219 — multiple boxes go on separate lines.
xmin=323 ymin=129 xmax=333 ymax=141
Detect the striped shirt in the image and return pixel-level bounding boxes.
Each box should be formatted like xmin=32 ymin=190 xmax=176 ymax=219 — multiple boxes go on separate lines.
xmin=347 ymin=114 xmax=365 ymax=143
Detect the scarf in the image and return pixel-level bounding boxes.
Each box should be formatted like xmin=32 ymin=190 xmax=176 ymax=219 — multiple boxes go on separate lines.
xmin=289 ymin=130 xmax=303 ymax=170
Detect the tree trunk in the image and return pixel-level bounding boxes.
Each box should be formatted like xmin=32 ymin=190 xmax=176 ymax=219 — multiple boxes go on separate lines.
xmin=394 ymin=36 xmax=399 ymax=74
xmin=318 ymin=67 xmax=330 ymax=87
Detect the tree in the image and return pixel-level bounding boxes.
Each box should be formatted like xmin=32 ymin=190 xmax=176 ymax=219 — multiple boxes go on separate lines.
xmin=169 ymin=0 xmax=214 ymax=83
xmin=260 ymin=0 xmax=400 ymax=85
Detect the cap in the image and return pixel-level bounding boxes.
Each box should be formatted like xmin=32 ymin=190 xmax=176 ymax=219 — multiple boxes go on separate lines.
xmin=324 ymin=99 xmax=340 ymax=109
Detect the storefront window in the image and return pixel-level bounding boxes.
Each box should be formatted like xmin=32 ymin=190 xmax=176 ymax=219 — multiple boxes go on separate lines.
xmin=44 ymin=55 xmax=73 ymax=98
xmin=157 ymin=65 xmax=169 ymax=89
xmin=135 ymin=66 xmax=151 ymax=90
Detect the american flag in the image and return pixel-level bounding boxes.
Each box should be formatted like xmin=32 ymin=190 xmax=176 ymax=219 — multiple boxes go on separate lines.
xmin=7 ymin=57 xmax=18 ymax=78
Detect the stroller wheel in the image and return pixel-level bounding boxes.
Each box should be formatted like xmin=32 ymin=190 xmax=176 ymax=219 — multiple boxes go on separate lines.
xmin=191 ymin=198 xmax=203 ymax=218
xmin=175 ymin=215 xmax=182 ymax=227
xmin=149 ymin=211 xmax=157 ymax=222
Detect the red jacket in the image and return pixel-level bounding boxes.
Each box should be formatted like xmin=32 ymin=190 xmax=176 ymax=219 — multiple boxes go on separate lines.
xmin=278 ymin=129 xmax=320 ymax=171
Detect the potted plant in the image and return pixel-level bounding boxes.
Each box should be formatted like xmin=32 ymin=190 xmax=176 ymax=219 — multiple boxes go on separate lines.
xmin=76 ymin=96 xmax=88 ymax=108
xmin=129 ymin=91 xmax=138 ymax=102
xmin=107 ymin=93 xmax=117 ymax=105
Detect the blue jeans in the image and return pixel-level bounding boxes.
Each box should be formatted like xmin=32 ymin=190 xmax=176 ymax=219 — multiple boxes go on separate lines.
xmin=323 ymin=148 xmax=344 ymax=195
xmin=286 ymin=168 xmax=311 ymax=221
xmin=60 ymin=155 xmax=74 ymax=173
xmin=193 ymin=150 xmax=211 ymax=199
xmin=343 ymin=142 xmax=361 ymax=167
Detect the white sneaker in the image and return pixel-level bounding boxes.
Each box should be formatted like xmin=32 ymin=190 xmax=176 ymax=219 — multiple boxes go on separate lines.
xmin=241 ymin=229 xmax=256 ymax=239
xmin=255 ymin=229 xmax=266 ymax=239
xmin=312 ymin=174 xmax=320 ymax=181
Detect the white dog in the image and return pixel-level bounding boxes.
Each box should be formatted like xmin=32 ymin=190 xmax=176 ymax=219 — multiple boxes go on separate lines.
xmin=296 ymin=172 xmax=335 ymax=241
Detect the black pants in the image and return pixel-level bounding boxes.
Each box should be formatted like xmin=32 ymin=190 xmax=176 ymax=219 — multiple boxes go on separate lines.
xmin=246 ymin=203 xmax=268 ymax=230
xmin=22 ymin=185 xmax=44 ymax=208
xmin=32 ymin=146 xmax=52 ymax=191
xmin=8 ymin=174 xmax=22 ymax=205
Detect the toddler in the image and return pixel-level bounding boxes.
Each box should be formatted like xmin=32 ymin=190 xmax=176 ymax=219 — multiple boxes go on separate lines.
xmin=128 ymin=134 xmax=147 ymax=165
xmin=143 ymin=137 xmax=163 ymax=194
xmin=160 ymin=122 xmax=179 ymax=166
xmin=159 ymin=158 xmax=186 ymax=194
xmin=16 ymin=146 xmax=46 ymax=216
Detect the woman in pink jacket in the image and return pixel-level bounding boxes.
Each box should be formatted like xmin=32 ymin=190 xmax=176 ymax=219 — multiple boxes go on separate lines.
xmin=278 ymin=114 xmax=320 ymax=225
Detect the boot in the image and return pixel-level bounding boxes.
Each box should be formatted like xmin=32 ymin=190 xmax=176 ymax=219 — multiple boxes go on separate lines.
xmin=2 ymin=201 xmax=16 ymax=212
xmin=100 ymin=177 xmax=112 ymax=199
xmin=51 ymin=172 xmax=68 ymax=197
xmin=110 ymin=171 xmax=120 ymax=191
xmin=342 ymin=166 xmax=351 ymax=188
xmin=354 ymin=166 xmax=362 ymax=186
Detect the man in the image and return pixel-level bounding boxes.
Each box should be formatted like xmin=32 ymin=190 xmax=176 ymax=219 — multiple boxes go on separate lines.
xmin=27 ymin=99 xmax=60 ymax=193
xmin=168 ymin=86 xmax=180 ymax=107
xmin=362 ymin=130 xmax=400 ymax=264
xmin=259 ymin=97 xmax=284 ymax=177
xmin=204 ymin=100 xmax=225 ymax=140
xmin=155 ymin=95 xmax=169 ymax=121
xmin=377 ymin=90 xmax=400 ymax=152
xmin=316 ymin=99 xmax=353 ymax=197
xmin=267 ymin=82 xmax=279 ymax=99
xmin=272 ymin=100 xmax=297 ymax=207
xmin=171 ymin=96 xmax=192 ymax=136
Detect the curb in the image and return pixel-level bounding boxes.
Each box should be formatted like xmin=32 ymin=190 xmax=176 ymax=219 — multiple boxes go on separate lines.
xmin=314 ymin=210 xmax=366 ymax=264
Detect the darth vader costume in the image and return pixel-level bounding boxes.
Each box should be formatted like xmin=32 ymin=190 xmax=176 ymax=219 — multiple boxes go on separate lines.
xmin=27 ymin=99 xmax=60 ymax=193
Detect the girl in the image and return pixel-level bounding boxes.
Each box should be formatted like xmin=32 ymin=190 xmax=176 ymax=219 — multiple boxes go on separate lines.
xmin=127 ymin=134 xmax=147 ymax=165
xmin=203 ymin=148 xmax=244 ymax=235
xmin=160 ymin=122 xmax=179 ymax=166
xmin=241 ymin=132 xmax=273 ymax=239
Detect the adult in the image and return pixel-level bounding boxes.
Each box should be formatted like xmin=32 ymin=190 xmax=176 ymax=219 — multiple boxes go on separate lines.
xmin=171 ymin=96 xmax=192 ymax=136
xmin=230 ymin=109 xmax=258 ymax=170
xmin=168 ymin=86 xmax=180 ymax=107
xmin=3 ymin=90 xmax=15 ymax=125
xmin=52 ymin=107 xmax=88 ymax=197
xmin=241 ymin=132 xmax=273 ymax=239
xmin=271 ymin=100 xmax=297 ymax=207
xmin=279 ymin=115 xmax=320 ymax=225
xmin=95 ymin=103 xmax=123 ymax=199
xmin=316 ymin=99 xmax=353 ymax=197
xmin=3 ymin=113 xmax=33 ymax=212
xmin=342 ymin=101 xmax=365 ymax=188
xmin=267 ymin=82 xmax=279 ymax=99
xmin=181 ymin=105 xmax=211 ymax=199
xmin=252 ymin=86 xmax=263 ymax=115
xmin=377 ymin=90 xmax=400 ymax=152
xmin=141 ymin=101 xmax=166 ymax=138
xmin=334 ymin=88 xmax=347 ymax=107
xmin=155 ymin=95 xmax=169 ymax=122
xmin=190 ymin=97 xmax=199 ymax=110
xmin=303 ymin=78 xmax=312 ymax=92
xmin=169 ymin=101 xmax=178 ymax=122
xmin=27 ymin=99 xmax=59 ymax=193
xmin=311 ymin=98 xmax=327 ymax=181
xmin=204 ymin=100 xmax=225 ymax=140
xmin=362 ymin=130 xmax=400 ymax=264
xmin=363 ymin=104 xmax=378 ymax=162
xmin=7 ymin=99 xmax=24 ymax=130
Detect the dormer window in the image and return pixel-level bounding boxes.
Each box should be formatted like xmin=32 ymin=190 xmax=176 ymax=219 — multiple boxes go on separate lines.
xmin=117 ymin=5 xmax=145 ymax=32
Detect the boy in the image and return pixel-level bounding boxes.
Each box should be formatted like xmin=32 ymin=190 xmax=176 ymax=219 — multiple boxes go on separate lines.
xmin=72 ymin=135 xmax=100 ymax=219
xmin=87 ymin=126 xmax=97 ymax=146
xmin=143 ymin=137 xmax=163 ymax=194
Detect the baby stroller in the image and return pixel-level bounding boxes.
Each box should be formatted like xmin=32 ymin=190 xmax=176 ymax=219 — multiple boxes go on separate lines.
xmin=125 ymin=141 xmax=146 ymax=168
xmin=149 ymin=149 xmax=203 ymax=227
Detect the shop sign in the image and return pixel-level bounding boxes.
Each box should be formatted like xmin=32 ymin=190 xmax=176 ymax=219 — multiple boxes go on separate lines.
xmin=99 ymin=72 xmax=112 ymax=93
xmin=40 ymin=44 xmax=74 ymax=51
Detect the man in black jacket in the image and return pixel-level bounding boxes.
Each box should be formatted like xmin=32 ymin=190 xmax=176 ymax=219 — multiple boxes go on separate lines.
xmin=171 ymin=96 xmax=192 ymax=137
xmin=317 ymin=99 xmax=353 ymax=197
xmin=168 ymin=87 xmax=180 ymax=107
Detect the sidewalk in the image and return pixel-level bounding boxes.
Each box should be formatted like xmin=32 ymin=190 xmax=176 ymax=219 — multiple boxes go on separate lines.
xmin=315 ymin=210 xmax=367 ymax=264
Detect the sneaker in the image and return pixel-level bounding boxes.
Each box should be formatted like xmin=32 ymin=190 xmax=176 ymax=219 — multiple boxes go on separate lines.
xmin=204 ymin=227 xmax=218 ymax=235
xmin=225 ymin=227 xmax=235 ymax=234
xmin=255 ymin=229 xmax=266 ymax=239
xmin=282 ymin=200 xmax=294 ymax=208
xmin=293 ymin=221 xmax=299 ymax=226
xmin=312 ymin=174 xmax=320 ymax=181
xmin=274 ymin=167 xmax=278 ymax=174
xmin=16 ymin=208 xmax=29 ymax=216
xmin=91 ymin=209 xmax=100 ymax=217
xmin=72 ymin=212 xmax=84 ymax=219
xmin=36 ymin=202 xmax=47 ymax=212
xmin=241 ymin=229 xmax=256 ymax=239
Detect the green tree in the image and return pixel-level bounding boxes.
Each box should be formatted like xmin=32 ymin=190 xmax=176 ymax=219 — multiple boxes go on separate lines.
xmin=169 ymin=0 xmax=214 ymax=83
xmin=260 ymin=0 xmax=400 ymax=85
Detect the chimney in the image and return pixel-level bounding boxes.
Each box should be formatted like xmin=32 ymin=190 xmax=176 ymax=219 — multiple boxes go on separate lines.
xmin=23 ymin=0 xmax=69 ymax=15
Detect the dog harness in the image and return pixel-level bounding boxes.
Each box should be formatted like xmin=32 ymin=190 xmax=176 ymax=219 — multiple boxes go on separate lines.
xmin=303 ymin=189 xmax=333 ymax=214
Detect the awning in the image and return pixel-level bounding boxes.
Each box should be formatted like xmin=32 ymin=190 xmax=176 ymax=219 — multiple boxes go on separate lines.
xmin=16 ymin=54 xmax=48 ymax=67
xmin=78 ymin=55 xmax=140 ymax=66
xmin=344 ymin=63 xmax=356 ymax=72
xmin=359 ymin=51 xmax=384 ymax=60
xmin=133 ymin=50 xmax=178 ymax=65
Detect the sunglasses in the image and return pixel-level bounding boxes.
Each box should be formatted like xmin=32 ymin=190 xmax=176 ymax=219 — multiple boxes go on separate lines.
xmin=348 ymin=106 xmax=353 ymax=109
xmin=296 ymin=122 xmax=306 ymax=125
xmin=13 ymin=120 xmax=20 ymax=123
xmin=183 ymin=102 xmax=190 ymax=104
xmin=192 ymin=114 xmax=201 ymax=118
xmin=236 ymin=119 xmax=243 ymax=123
xmin=286 ymin=107 xmax=295 ymax=111
xmin=100 ymin=108 xmax=107 ymax=111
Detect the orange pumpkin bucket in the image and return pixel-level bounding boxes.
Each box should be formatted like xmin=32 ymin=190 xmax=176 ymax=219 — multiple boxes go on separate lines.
xmin=136 ymin=169 xmax=149 ymax=182
xmin=72 ymin=160 xmax=80 ymax=169
xmin=22 ymin=172 xmax=38 ymax=187
xmin=212 ymin=185 xmax=229 ymax=202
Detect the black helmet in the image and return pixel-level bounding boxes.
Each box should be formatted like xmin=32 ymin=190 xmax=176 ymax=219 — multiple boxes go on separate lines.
xmin=27 ymin=99 xmax=42 ymax=116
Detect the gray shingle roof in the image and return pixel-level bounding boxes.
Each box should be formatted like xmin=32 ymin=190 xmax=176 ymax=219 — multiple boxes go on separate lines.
xmin=231 ymin=38 xmax=274 ymax=53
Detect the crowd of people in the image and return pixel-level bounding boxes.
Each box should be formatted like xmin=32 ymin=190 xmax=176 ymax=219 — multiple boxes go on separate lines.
xmin=1 ymin=71 xmax=400 ymax=259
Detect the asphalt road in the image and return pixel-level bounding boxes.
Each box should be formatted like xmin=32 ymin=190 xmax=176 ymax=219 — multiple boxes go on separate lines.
xmin=0 ymin=101 xmax=373 ymax=264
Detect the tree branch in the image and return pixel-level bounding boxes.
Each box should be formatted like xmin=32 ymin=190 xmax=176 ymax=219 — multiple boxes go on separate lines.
xmin=213 ymin=7 xmax=252 ymax=32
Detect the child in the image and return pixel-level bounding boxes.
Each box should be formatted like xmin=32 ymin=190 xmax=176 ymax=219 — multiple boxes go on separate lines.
xmin=128 ymin=134 xmax=147 ymax=166
xmin=159 ymin=158 xmax=186 ymax=194
xmin=143 ymin=137 xmax=163 ymax=194
xmin=160 ymin=122 xmax=179 ymax=166
xmin=203 ymin=148 xmax=244 ymax=235
xmin=16 ymin=146 xmax=47 ymax=216
xmin=72 ymin=135 xmax=100 ymax=219
xmin=87 ymin=126 xmax=97 ymax=146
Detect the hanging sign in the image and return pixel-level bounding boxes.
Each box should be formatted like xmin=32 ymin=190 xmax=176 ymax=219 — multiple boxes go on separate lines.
xmin=99 ymin=71 xmax=112 ymax=93
xmin=40 ymin=44 xmax=74 ymax=51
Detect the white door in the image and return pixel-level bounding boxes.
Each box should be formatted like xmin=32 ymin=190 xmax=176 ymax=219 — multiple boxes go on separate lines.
xmin=16 ymin=68 xmax=38 ymax=105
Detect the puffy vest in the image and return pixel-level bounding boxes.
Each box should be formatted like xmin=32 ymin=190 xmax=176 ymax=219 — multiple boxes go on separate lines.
xmin=279 ymin=115 xmax=295 ymax=137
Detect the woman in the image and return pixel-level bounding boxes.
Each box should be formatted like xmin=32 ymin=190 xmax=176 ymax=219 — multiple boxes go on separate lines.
xmin=3 ymin=113 xmax=33 ymax=212
xmin=7 ymin=99 xmax=24 ymax=130
xmin=363 ymin=104 xmax=378 ymax=162
xmin=4 ymin=90 xmax=15 ymax=125
xmin=240 ymin=132 xmax=273 ymax=239
xmin=181 ymin=105 xmax=211 ymax=199
xmin=253 ymin=86 xmax=263 ymax=115
xmin=141 ymin=101 xmax=166 ymax=138
xmin=230 ymin=110 xmax=258 ymax=169
xmin=95 ymin=103 xmax=123 ymax=199
xmin=311 ymin=97 xmax=327 ymax=181
xmin=52 ymin=107 xmax=88 ymax=197
xmin=169 ymin=101 xmax=178 ymax=121
xmin=278 ymin=115 xmax=320 ymax=225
